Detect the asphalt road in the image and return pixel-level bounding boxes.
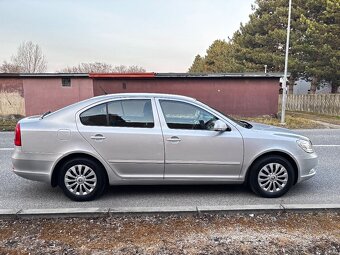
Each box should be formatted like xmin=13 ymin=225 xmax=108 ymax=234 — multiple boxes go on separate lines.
xmin=1 ymin=129 xmax=339 ymax=210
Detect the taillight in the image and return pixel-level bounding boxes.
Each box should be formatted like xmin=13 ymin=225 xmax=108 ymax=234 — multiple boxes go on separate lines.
xmin=14 ymin=123 xmax=21 ymax=146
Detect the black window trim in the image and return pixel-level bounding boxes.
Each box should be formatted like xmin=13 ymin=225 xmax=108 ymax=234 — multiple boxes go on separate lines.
xmin=79 ymin=99 xmax=155 ymax=128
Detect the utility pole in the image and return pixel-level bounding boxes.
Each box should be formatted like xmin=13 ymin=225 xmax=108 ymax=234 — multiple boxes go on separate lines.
xmin=281 ymin=0 xmax=292 ymax=124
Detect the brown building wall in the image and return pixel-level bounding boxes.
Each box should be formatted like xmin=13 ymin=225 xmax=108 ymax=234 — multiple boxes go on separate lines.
xmin=93 ymin=78 xmax=279 ymax=116
xmin=23 ymin=78 xmax=94 ymax=116
xmin=0 ymin=78 xmax=23 ymax=95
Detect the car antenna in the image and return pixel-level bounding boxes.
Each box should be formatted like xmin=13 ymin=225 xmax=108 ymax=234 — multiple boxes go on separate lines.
xmin=40 ymin=111 xmax=51 ymax=119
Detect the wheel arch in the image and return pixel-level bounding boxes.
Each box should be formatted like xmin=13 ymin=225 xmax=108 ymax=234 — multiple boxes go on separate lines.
xmin=51 ymin=152 xmax=109 ymax=187
xmin=245 ymin=151 xmax=299 ymax=186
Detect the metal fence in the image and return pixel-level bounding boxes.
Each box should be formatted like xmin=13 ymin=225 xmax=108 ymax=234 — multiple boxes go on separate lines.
xmin=279 ymin=94 xmax=340 ymax=116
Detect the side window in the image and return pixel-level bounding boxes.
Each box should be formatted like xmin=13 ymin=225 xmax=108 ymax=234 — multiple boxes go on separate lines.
xmin=108 ymin=99 xmax=154 ymax=128
xmin=160 ymin=100 xmax=218 ymax=130
xmin=80 ymin=103 xmax=107 ymax=126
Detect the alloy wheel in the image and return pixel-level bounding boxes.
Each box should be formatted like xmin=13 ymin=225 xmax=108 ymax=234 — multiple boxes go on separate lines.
xmin=64 ymin=164 xmax=97 ymax=196
xmin=257 ymin=163 xmax=288 ymax=193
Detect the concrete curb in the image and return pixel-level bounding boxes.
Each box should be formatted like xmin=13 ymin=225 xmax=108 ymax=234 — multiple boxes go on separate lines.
xmin=1 ymin=204 xmax=339 ymax=219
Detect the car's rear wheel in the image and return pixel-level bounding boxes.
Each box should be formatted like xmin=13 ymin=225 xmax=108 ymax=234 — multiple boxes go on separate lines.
xmin=58 ymin=157 xmax=107 ymax=201
xmin=249 ymin=155 xmax=295 ymax=198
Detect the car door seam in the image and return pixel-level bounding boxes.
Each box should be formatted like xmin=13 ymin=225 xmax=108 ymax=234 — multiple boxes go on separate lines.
xmin=154 ymin=97 xmax=166 ymax=179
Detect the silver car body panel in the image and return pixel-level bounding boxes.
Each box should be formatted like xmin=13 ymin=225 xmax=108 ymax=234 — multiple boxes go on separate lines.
xmin=154 ymin=97 xmax=243 ymax=180
xmin=76 ymin=97 xmax=165 ymax=179
xmin=11 ymin=93 xmax=317 ymax=186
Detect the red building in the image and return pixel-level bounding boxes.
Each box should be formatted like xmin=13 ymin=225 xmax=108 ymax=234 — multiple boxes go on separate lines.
xmin=0 ymin=73 xmax=282 ymax=117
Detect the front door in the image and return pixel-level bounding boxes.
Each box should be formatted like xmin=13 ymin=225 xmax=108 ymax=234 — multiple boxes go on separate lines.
xmin=156 ymin=99 xmax=243 ymax=180
xmin=77 ymin=98 xmax=164 ymax=179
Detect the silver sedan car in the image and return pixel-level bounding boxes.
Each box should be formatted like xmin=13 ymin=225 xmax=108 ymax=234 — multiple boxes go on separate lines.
xmin=12 ymin=93 xmax=317 ymax=201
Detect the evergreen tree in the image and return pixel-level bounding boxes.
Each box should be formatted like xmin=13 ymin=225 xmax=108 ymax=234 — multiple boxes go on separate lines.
xmin=188 ymin=0 xmax=340 ymax=92
xmin=188 ymin=55 xmax=206 ymax=73
xmin=232 ymin=0 xmax=304 ymax=78
xmin=188 ymin=40 xmax=244 ymax=73
xmin=298 ymin=0 xmax=339 ymax=92
xmin=204 ymin=40 xmax=245 ymax=73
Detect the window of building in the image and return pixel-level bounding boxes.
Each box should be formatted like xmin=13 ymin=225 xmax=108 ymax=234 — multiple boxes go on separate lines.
xmin=62 ymin=78 xmax=71 ymax=87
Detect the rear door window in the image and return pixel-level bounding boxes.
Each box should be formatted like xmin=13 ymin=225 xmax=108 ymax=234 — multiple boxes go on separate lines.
xmin=107 ymin=99 xmax=154 ymax=128
xmin=80 ymin=99 xmax=154 ymax=128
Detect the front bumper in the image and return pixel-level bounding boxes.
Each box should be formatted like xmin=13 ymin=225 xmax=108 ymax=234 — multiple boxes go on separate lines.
xmin=299 ymin=168 xmax=316 ymax=182
xmin=296 ymin=152 xmax=318 ymax=183
xmin=11 ymin=147 xmax=59 ymax=184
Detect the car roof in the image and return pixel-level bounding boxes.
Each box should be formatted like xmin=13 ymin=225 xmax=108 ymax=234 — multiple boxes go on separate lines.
xmin=45 ymin=93 xmax=197 ymax=119
xmin=92 ymin=93 xmax=196 ymax=102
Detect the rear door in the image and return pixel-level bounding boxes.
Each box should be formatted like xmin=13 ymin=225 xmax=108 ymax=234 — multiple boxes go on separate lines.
xmin=76 ymin=97 xmax=164 ymax=179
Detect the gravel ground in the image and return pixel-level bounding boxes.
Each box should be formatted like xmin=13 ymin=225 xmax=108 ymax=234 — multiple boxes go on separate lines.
xmin=0 ymin=211 xmax=339 ymax=255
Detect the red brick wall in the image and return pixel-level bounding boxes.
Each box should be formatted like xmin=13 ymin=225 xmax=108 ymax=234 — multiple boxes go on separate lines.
xmin=93 ymin=78 xmax=279 ymax=116
xmin=23 ymin=78 xmax=94 ymax=116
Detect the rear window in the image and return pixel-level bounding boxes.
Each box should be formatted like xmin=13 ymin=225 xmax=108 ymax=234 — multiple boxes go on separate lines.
xmin=80 ymin=103 xmax=107 ymax=126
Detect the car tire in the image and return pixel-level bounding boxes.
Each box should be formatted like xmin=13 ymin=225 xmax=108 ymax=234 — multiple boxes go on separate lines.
xmin=58 ymin=157 xmax=107 ymax=201
xmin=249 ymin=155 xmax=295 ymax=198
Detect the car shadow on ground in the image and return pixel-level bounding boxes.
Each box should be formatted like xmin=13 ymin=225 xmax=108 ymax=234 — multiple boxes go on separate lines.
xmin=11 ymin=179 xmax=319 ymax=206
xmin=107 ymin=183 xmax=248 ymax=195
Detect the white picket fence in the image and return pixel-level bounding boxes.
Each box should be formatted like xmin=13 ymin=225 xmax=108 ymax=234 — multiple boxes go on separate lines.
xmin=279 ymin=94 xmax=340 ymax=116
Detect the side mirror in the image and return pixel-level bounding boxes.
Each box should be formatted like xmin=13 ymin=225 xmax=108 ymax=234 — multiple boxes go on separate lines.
xmin=213 ymin=120 xmax=229 ymax=132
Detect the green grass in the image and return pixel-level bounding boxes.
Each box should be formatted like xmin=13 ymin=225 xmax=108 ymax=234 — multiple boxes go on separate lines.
xmin=241 ymin=114 xmax=323 ymax=129
xmin=286 ymin=111 xmax=340 ymax=126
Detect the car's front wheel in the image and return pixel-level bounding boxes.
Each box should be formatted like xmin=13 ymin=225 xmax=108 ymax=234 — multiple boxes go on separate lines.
xmin=249 ymin=155 xmax=295 ymax=198
xmin=58 ymin=157 xmax=107 ymax=201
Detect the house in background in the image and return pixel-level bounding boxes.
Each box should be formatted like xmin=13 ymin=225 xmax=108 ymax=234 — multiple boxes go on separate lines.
xmin=293 ymin=79 xmax=340 ymax=94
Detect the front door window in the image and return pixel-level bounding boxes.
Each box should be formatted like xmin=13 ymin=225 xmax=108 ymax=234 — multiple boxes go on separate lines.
xmin=159 ymin=100 xmax=218 ymax=130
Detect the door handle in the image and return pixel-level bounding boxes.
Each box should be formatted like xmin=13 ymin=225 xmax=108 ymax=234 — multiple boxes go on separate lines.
xmin=166 ymin=136 xmax=181 ymax=142
xmin=90 ymin=134 xmax=106 ymax=140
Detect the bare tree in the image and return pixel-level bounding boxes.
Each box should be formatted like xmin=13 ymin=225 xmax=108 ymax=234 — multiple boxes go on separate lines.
xmin=58 ymin=62 xmax=146 ymax=73
xmin=12 ymin=41 xmax=47 ymax=73
xmin=0 ymin=61 xmax=21 ymax=73
xmin=1 ymin=41 xmax=47 ymax=73
xmin=59 ymin=62 xmax=113 ymax=73
xmin=112 ymin=65 xmax=146 ymax=73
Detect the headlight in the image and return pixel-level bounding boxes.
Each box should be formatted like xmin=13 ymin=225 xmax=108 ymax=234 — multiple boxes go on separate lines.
xmin=297 ymin=139 xmax=314 ymax=153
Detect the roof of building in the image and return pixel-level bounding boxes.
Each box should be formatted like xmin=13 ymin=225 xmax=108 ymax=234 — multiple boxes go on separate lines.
xmin=0 ymin=73 xmax=88 ymax=78
xmin=0 ymin=72 xmax=285 ymax=79
xmin=89 ymin=72 xmax=155 ymax=78
xmin=155 ymin=72 xmax=284 ymax=78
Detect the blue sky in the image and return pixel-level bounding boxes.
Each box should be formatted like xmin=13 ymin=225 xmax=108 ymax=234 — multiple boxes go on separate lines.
xmin=0 ymin=0 xmax=255 ymax=72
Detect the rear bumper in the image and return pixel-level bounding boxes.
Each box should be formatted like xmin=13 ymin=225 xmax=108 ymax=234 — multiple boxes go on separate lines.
xmin=11 ymin=147 xmax=59 ymax=184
